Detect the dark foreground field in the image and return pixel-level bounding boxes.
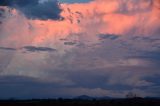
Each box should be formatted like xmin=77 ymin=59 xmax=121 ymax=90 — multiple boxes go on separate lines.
xmin=0 ymin=98 xmax=160 ymax=106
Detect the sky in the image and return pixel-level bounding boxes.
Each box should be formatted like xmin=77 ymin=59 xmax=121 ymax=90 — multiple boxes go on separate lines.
xmin=0 ymin=0 xmax=160 ymax=99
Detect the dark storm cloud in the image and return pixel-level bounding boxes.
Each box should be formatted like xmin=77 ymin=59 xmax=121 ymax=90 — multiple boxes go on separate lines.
xmin=0 ymin=47 xmax=16 ymax=51
xmin=0 ymin=0 xmax=62 ymax=20
xmin=23 ymin=46 xmax=56 ymax=52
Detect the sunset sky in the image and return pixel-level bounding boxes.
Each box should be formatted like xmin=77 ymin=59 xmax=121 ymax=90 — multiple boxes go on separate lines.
xmin=0 ymin=0 xmax=160 ymax=99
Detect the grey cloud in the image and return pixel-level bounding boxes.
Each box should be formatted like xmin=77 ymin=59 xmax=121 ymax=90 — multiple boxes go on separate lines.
xmin=132 ymin=36 xmax=160 ymax=43
xmin=0 ymin=46 xmax=57 ymax=52
xmin=117 ymin=0 xmax=153 ymax=14
xmin=0 ymin=75 xmax=120 ymax=98
xmin=136 ymin=51 xmax=160 ymax=60
xmin=0 ymin=8 xmax=6 ymax=24
xmin=0 ymin=75 xmax=145 ymax=99
xmin=98 ymin=34 xmax=119 ymax=40
xmin=23 ymin=46 xmax=56 ymax=52
xmin=0 ymin=0 xmax=62 ymax=20
xmin=0 ymin=75 xmax=64 ymax=99
xmin=0 ymin=47 xmax=16 ymax=51
xmin=66 ymin=69 xmax=133 ymax=90
xmin=0 ymin=8 xmax=5 ymax=17
xmin=64 ymin=42 xmax=76 ymax=46
xmin=1 ymin=35 xmax=160 ymax=98
xmin=128 ymin=50 xmax=160 ymax=68
xmin=59 ymin=38 xmax=67 ymax=41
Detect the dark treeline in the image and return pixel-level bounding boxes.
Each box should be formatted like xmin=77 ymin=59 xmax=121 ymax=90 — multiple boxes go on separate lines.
xmin=0 ymin=98 xmax=160 ymax=106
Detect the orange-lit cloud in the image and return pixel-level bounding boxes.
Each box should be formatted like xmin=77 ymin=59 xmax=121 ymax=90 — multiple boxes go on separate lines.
xmin=29 ymin=0 xmax=160 ymax=45
xmin=1 ymin=0 xmax=159 ymax=47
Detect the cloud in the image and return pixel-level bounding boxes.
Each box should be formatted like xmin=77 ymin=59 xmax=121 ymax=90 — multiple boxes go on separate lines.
xmin=0 ymin=46 xmax=57 ymax=53
xmin=0 ymin=8 xmax=5 ymax=17
xmin=23 ymin=46 xmax=56 ymax=52
xmin=0 ymin=75 xmax=148 ymax=98
xmin=0 ymin=47 xmax=16 ymax=51
xmin=64 ymin=42 xmax=76 ymax=46
xmin=0 ymin=75 xmax=62 ymax=99
xmin=0 ymin=0 xmax=160 ymax=98
xmin=0 ymin=7 xmax=5 ymax=25
xmin=98 ymin=34 xmax=119 ymax=40
xmin=0 ymin=0 xmax=62 ymax=20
